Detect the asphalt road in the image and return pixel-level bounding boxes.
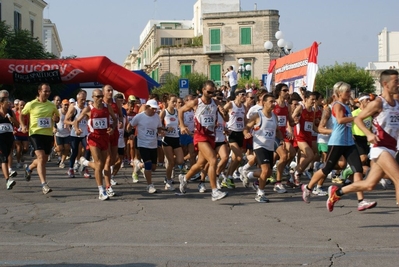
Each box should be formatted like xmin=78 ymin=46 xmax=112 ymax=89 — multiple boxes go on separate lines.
xmin=0 ymin=158 xmax=398 ymax=267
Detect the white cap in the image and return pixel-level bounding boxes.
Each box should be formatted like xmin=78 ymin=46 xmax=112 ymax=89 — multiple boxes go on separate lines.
xmin=69 ymin=98 xmax=76 ymax=103
xmin=146 ymin=99 xmax=159 ymax=109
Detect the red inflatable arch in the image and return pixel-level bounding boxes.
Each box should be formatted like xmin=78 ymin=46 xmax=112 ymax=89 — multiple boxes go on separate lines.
xmin=0 ymin=56 xmax=149 ymax=99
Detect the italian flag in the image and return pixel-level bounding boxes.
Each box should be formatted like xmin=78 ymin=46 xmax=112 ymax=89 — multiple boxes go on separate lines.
xmin=306 ymin=42 xmax=319 ymax=91
xmin=266 ymin=59 xmax=276 ymax=92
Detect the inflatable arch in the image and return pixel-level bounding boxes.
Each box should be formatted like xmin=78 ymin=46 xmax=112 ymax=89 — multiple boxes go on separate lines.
xmin=0 ymin=56 xmax=149 ymax=99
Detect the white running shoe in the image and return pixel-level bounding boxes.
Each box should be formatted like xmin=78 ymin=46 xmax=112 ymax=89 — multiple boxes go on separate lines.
xmin=198 ymin=182 xmax=206 ymax=193
xmin=211 ymin=189 xmax=227 ymax=201
xmin=110 ymin=178 xmax=118 ymax=186
xmin=99 ymin=191 xmax=109 ymax=201
xmin=164 ymin=180 xmax=175 ymax=191
xmin=147 ymin=184 xmax=157 ymax=194
xmin=179 ymin=174 xmax=187 ymax=194
xmin=273 ymin=183 xmax=287 ymax=194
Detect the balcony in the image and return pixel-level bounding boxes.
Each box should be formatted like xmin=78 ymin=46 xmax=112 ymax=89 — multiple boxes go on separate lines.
xmin=203 ymin=44 xmax=225 ymax=54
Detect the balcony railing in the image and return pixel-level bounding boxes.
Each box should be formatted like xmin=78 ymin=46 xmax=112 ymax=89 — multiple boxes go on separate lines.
xmin=203 ymin=44 xmax=225 ymax=54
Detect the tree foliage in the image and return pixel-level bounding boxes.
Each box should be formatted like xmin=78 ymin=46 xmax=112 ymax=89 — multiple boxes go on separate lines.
xmin=238 ymin=77 xmax=260 ymax=89
xmin=152 ymin=72 xmax=208 ymax=96
xmin=0 ymin=20 xmax=64 ymax=101
xmin=315 ymin=62 xmax=375 ymax=97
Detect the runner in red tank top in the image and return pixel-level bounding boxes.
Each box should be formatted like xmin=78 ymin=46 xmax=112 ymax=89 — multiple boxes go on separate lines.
xmin=74 ymin=89 xmax=117 ymax=200
xmin=273 ymin=84 xmax=296 ymax=193
xmin=291 ymin=90 xmax=317 ymax=186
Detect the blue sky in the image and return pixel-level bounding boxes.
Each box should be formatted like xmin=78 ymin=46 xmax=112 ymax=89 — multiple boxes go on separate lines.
xmin=44 ymin=0 xmax=398 ymax=68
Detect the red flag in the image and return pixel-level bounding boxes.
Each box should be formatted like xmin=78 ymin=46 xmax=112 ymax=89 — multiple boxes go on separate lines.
xmin=306 ymin=42 xmax=319 ymax=91
xmin=266 ymin=59 xmax=276 ymax=92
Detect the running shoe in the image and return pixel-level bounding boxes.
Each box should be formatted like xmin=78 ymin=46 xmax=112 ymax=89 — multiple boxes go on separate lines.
xmin=286 ymin=180 xmax=298 ymax=188
xmin=83 ymin=169 xmax=91 ymax=178
xmin=301 ymin=184 xmax=311 ymax=203
xmin=78 ymin=157 xmax=86 ymax=175
xmin=312 ymin=186 xmax=328 ymax=196
xmin=211 ymin=189 xmax=228 ymax=201
xmin=42 ymin=184 xmax=52 ymax=194
xmin=252 ymin=180 xmax=259 ymax=191
xmin=326 ymin=185 xmax=341 ymax=212
xmin=59 ymin=162 xmax=65 ymax=168
xmin=273 ymin=183 xmax=287 ymax=194
xmin=357 ymin=199 xmax=377 ymax=211
xmin=147 ymin=184 xmax=157 ymax=194
xmin=178 ymin=174 xmax=187 ymax=194
xmin=132 ymin=172 xmax=139 ymax=183
xmin=255 ymin=193 xmax=269 ymax=203
xmin=67 ymin=169 xmax=75 ymax=178
xmin=164 ymin=180 xmax=175 ymax=191
xmin=110 ymin=178 xmax=118 ymax=186
xmin=6 ymin=179 xmax=16 ymax=190
xmin=216 ymin=177 xmax=221 ymax=190
xmin=221 ymin=178 xmax=235 ymax=189
xmin=379 ymin=178 xmax=388 ymax=190
xmin=198 ymin=182 xmax=206 ymax=193
xmin=24 ymin=164 xmax=31 ymax=182
xmin=99 ymin=190 xmax=109 ymax=201
xmin=106 ymin=186 xmax=115 ymax=197
xmin=189 ymin=172 xmax=201 ymax=181
xmin=332 ymin=177 xmax=343 ymax=184
xmin=266 ymin=176 xmax=276 ymax=184
xmin=9 ymin=170 xmax=17 ymax=178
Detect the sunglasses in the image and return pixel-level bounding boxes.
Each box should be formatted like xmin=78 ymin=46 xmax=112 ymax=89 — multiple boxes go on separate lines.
xmin=207 ymin=90 xmax=215 ymax=95
xmin=238 ymin=93 xmax=246 ymax=96
xmin=93 ymin=95 xmax=104 ymax=98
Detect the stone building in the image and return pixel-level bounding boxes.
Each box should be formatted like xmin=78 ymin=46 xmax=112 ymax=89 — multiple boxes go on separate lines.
xmin=124 ymin=0 xmax=279 ymax=89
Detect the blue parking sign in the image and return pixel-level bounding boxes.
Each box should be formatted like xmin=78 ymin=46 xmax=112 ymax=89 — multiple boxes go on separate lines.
xmin=179 ymin=79 xmax=189 ymax=89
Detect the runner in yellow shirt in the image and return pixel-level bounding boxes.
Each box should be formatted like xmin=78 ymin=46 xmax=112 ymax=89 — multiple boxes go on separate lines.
xmin=20 ymin=83 xmax=60 ymax=194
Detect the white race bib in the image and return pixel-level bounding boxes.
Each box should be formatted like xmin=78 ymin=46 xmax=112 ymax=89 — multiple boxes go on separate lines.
xmin=0 ymin=123 xmax=13 ymax=133
xmin=264 ymin=128 xmax=275 ymax=140
xmin=38 ymin=117 xmax=51 ymax=128
xmin=304 ymin=121 xmax=313 ymax=132
xmin=145 ymin=128 xmax=156 ymax=137
xmin=277 ymin=116 xmax=287 ymax=127
xmin=200 ymin=115 xmax=215 ymax=127
xmin=92 ymin=118 xmax=107 ymax=129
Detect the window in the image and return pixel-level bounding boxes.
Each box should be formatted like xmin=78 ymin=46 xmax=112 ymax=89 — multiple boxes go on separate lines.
xmin=240 ymin=27 xmax=252 ymax=45
xmin=161 ymin=38 xmax=173 ymax=46
xmin=14 ymin=10 xmax=22 ymax=30
xmin=180 ymin=65 xmax=192 ymax=78
xmin=137 ymin=58 xmax=141 ymax=69
xmin=210 ymin=64 xmax=221 ymax=86
xmin=210 ymin=28 xmax=221 ymax=51
xmin=151 ymin=69 xmax=159 ymax=82
xmin=30 ymin=18 xmax=34 ymax=36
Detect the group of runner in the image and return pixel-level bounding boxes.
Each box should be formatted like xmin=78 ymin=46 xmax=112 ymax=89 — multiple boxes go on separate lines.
xmin=1 ymin=69 xmax=399 ymax=209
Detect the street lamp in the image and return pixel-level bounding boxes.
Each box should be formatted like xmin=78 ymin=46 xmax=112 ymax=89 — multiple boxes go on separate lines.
xmin=264 ymin=31 xmax=293 ymax=57
xmin=237 ymin=58 xmax=252 ymax=78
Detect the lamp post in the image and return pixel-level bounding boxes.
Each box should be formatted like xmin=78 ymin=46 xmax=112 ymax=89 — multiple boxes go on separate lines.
xmin=264 ymin=31 xmax=293 ymax=58
xmin=237 ymin=58 xmax=252 ymax=79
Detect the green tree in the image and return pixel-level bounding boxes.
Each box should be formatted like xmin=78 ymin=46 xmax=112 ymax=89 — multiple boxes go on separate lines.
xmin=238 ymin=77 xmax=260 ymax=89
xmin=152 ymin=72 xmax=208 ymax=96
xmin=315 ymin=62 xmax=375 ymax=97
xmin=0 ymin=20 xmax=63 ymax=100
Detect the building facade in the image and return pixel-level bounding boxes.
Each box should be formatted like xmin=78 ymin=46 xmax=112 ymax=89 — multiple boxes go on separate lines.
xmin=0 ymin=0 xmax=62 ymax=58
xmin=366 ymin=27 xmax=399 ymax=94
xmin=124 ymin=0 xmax=279 ymax=90
xmin=43 ymin=19 xmax=62 ymax=58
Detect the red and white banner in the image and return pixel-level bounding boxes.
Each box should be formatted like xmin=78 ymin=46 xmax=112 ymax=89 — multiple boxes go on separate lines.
xmin=269 ymin=42 xmax=319 ymax=93
xmin=0 ymin=56 xmax=149 ymax=99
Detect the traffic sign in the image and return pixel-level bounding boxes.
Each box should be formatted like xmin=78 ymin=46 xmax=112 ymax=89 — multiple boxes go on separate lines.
xmin=179 ymin=79 xmax=189 ymax=98
xmin=179 ymin=79 xmax=189 ymax=89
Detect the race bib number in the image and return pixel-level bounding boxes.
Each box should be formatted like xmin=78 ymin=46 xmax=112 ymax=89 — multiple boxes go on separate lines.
xmin=389 ymin=112 xmax=399 ymax=126
xmin=277 ymin=116 xmax=287 ymax=127
xmin=92 ymin=118 xmax=107 ymax=129
xmin=236 ymin=122 xmax=244 ymax=129
xmin=38 ymin=117 xmax=51 ymax=128
xmin=0 ymin=123 xmax=13 ymax=133
xmin=200 ymin=115 xmax=215 ymax=127
xmin=167 ymin=128 xmax=176 ymax=135
xmin=216 ymin=123 xmax=224 ymax=132
xmin=264 ymin=128 xmax=275 ymax=139
xmin=304 ymin=121 xmax=313 ymax=132
xmin=145 ymin=128 xmax=156 ymax=137
xmin=364 ymin=119 xmax=371 ymax=129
